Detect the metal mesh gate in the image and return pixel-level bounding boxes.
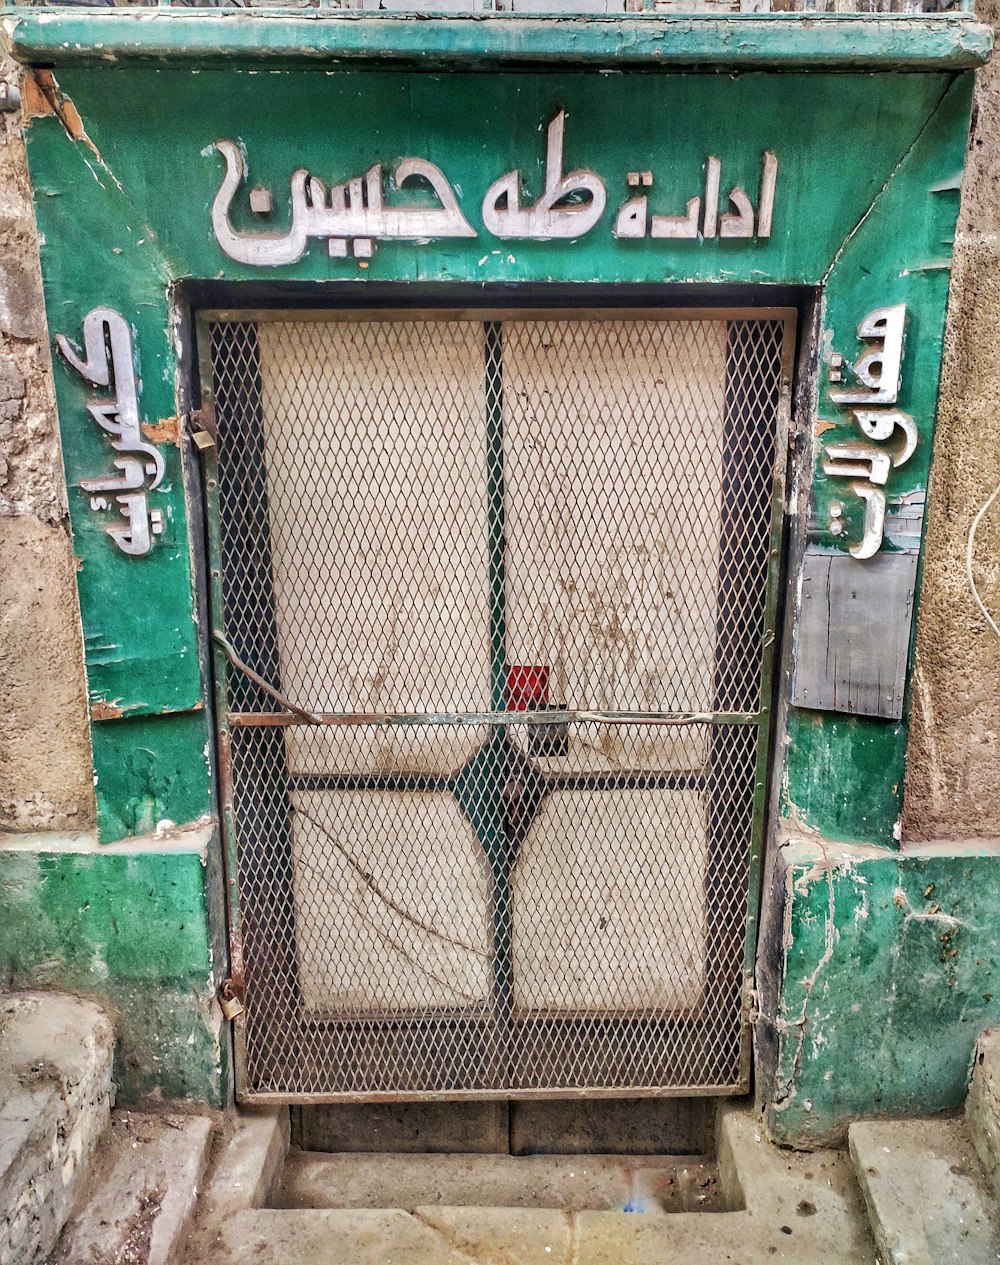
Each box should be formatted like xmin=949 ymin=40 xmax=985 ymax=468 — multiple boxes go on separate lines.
xmin=203 ymin=309 xmax=791 ymax=1100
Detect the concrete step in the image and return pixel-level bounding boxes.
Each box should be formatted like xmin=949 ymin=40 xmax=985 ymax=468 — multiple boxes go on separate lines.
xmin=968 ymin=1028 xmax=1000 ymax=1199
xmin=182 ymin=1106 xmax=289 ymax=1264
xmin=189 ymin=1104 xmax=877 ymax=1265
xmin=278 ymin=1150 xmax=728 ymax=1214
xmin=0 ymin=991 xmax=114 ymax=1265
xmin=849 ymin=1116 xmax=1000 ymax=1265
xmin=49 ymin=1108 xmax=214 ymax=1265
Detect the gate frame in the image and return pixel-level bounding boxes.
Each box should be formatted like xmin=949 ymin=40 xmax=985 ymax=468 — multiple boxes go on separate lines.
xmin=195 ymin=299 xmax=799 ymax=1104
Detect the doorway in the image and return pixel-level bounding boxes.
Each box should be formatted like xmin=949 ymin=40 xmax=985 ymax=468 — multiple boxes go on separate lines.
xmin=201 ymin=307 xmax=793 ymax=1101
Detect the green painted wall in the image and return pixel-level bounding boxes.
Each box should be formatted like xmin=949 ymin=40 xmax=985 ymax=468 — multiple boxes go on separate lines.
xmin=20 ymin=62 xmax=974 ymax=850
xmin=0 ymin=12 xmax=987 ymax=1119
xmin=0 ymin=835 xmax=225 ymax=1101
xmin=764 ymin=837 xmax=1000 ymax=1147
xmin=91 ymin=714 xmax=212 ymax=845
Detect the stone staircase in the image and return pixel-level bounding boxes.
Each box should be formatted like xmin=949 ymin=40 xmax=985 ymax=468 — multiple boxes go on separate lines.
xmin=5 ymin=991 xmax=1000 ymax=1264
xmin=0 ymin=991 xmax=216 ymax=1265
xmin=187 ymin=1031 xmax=1000 ymax=1265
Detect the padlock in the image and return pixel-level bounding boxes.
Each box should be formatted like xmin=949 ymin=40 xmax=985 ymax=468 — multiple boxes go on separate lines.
xmin=220 ymin=993 xmax=245 ymax=1021
xmin=219 ymin=979 xmax=245 ymax=1021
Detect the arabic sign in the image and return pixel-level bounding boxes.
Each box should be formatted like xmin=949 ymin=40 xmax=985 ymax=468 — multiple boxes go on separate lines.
xmin=211 ymin=109 xmax=777 ymax=266
xmin=821 ymin=304 xmax=919 ymax=559
xmin=56 ymin=309 xmax=165 ymax=557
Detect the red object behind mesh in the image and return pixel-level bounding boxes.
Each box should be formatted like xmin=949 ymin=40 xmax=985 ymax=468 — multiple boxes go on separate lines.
xmin=506 ymin=664 xmax=550 ymax=711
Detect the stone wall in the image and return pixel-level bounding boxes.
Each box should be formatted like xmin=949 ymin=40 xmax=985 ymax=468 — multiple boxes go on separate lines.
xmin=0 ymin=53 xmax=93 ymax=834
xmin=902 ymin=0 xmax=1000 ymax=841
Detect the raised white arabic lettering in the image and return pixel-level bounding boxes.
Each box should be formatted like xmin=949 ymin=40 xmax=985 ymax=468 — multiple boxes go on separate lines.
xmin=829 ymin=304 xmax=906 ymax=405
xmin=612 ymin=151 xmax=778 ymax=243
xmin=821 ymin=304 xmax=918 ymax=560
xmin=211 ymin=141 xmax=477 ymax=266
xmin=482 ymin=110 xmax=606 ymax=240
xmin=56 ymin=309 xmax=165 ymax=558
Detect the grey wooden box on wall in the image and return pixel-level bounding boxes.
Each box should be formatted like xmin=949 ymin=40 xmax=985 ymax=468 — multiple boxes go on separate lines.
xmin=790 ymin=546 xmax=919 ymax=721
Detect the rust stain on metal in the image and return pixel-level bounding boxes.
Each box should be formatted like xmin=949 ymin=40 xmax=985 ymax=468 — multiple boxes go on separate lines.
xmin=142 ymin=416 xmax=181 ymax=446
xmin=90 ymin=699 xmax=124 ymax=720
xmin=24 ymin=70 xmax=103 ymax=162
xmin=20 ymin=70 xmax=54 ymax=118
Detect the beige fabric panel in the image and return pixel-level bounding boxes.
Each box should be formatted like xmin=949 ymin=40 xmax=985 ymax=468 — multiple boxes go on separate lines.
xmin=502 ymin=320 xmax=728 ymax=771
xmin=289 ymin=789 xmax=492 ymax=1015
xmin=258 ymin=320 xmax=492 ymax=775
xmin=511 ymin=788 xmax=708 ymax=1012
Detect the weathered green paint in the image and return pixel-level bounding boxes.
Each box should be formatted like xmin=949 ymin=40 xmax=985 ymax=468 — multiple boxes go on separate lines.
xmin=0 ymin=14 xmax=983 ymax=1116
xmin=23 ymin=68 xmax=960 ymax=290
xmin=16 ymin=60 xmax=972 ymax=850
xmin=778 ymin=71 xmax=971 ymax=847
xmin=781 ymin=712 xmax=909 ymax=845
xmin=44 ymin=193 xmax=201 ymax=722
xmin=0 ymin=838 xmax=223 ymax=1102
xmin=90 ymin=712 xmax=212 ymax=845
xmin=764 ymin=836 xmax=1000 ymax=1147
xmin=2 ymin=11 xmax=991 ymax=71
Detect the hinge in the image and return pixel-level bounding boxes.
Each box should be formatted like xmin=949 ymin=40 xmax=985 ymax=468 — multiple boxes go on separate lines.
xmin=745 ymin=974 xmax=761 ymax=1026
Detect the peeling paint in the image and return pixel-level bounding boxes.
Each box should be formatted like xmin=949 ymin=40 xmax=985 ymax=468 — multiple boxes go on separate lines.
xmin=89 ymin=699 xmax=123 ymax=721
xmin=19 ymin=69 xmax=54 ymax=119
xmin=26 ymin=70 xmax=103 ymax=164
xmin=764 ymin=836 xmax=1000 ymax=1148
xmin=141 ymin=415 xmax=181 ymax=446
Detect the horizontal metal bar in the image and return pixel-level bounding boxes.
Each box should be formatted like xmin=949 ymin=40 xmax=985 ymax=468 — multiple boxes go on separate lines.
xmin=237 ymin=1081 xmax=744 ymax=1105
xmin=289 ymin=769 xmax=708 ymax=792
xmin=1 ymin=11 xmax=991 ymax=71
xmin=229 ymin=709 xmax=760 ymax=727
xmin=203 ymin=306 xmax=801 ymax=327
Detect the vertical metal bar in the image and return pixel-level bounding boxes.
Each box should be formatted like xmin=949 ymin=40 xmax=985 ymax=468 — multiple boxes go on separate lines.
xmin=485 ymin=320 xmax=507 ymax=712
xmin=739 ymin=314 xmax=797 ymax=1088
xmin=194 ymin=314 xmax=252 ymax=1098
xmin=483 ymin=320 xmax=514 ymax=1042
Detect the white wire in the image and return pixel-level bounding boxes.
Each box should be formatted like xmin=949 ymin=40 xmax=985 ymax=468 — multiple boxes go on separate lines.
xmin=965 ymin=481 xmax=1000 ymax=640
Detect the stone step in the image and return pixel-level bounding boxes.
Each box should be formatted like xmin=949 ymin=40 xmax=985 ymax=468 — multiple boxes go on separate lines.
xmin=182 ymin=1105 xmax=289 ymax=1263
xmin=49 ymin=1109 xmax=214 ymax=1265
xmin=278 ymin=1149 xmax=727 ymax=1214
xmin=190 ymin=1105 xmax=877 ymax=1265
xmin=0 ymin=991 xmax=114 ymax=1265
xmin=849 ymin=1116 xmax=1000 ymax=1265
xmin=968 ymin=1027 xmax=1000 ymax=1199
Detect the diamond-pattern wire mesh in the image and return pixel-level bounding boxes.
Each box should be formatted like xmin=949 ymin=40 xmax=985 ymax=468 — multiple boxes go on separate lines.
xmin=209 ymin=313 xmax=786 ymax=1098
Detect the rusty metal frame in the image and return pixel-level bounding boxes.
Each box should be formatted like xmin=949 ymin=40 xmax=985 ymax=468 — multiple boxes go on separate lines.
xmin=196 ymin=301 xmax=797 ymax=1104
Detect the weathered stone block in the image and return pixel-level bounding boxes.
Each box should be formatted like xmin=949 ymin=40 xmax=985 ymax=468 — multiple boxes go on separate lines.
xmin=0 ymin=513 xmax=93 ymax=832
xmin=51 ymin=1111 xmax=215 ymax=1265
xmin=967 ymin=1027 xmax=1000 ymax=1197
xmin=849 ymin=1117 xmax=999 ymax=1265
xmin=0 ymin=992 xmax=114 ymax=1265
